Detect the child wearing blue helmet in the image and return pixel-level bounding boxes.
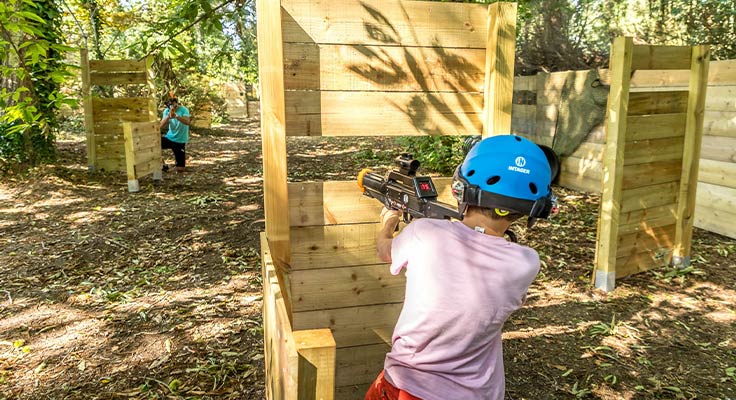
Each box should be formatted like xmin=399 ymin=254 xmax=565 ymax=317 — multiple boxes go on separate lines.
xmin=365 ymin=135 xmax=556 ymax=400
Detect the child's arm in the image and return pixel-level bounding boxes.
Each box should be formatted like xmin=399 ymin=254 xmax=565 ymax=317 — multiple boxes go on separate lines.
xmin=376 ymin=207 xmax=401 ymax=262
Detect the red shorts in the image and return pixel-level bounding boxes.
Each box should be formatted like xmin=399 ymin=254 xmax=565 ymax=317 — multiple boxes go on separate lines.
xmin=364 ymin=370 xmax=422 ymax=400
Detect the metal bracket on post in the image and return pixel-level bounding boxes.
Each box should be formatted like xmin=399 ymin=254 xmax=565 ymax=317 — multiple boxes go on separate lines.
xmin=594 ymin=270 xmax=615 ymax=292
xmin=671 ymin=255 xmax=691 ymax=269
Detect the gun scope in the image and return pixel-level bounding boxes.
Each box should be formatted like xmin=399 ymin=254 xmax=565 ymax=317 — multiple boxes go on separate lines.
xmin=395 ymin=153 xmax=420 ymax=176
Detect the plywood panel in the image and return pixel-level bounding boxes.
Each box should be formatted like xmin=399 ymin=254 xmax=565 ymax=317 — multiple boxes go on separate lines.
xmin=90 ymin=72 xmax=148 ymax=85
xmin=290 ymin=264 xmax=405 ymax=312
xmin=704 ymin=86 xmax=736 ymax=112
xmin=89 ymin=59 xmax=146 ymax=72
xmin=560 ymin=156 xmax=603 ymax=182
xmin=283 ymin=43 xmax=486 ymax=92
xmin=293 ymin=303 xmax=402 ymax=347
xmin=281 ymin=0 xmax=489 ymax=48
xmin=285 ymin=91 xmax=483 ymax=136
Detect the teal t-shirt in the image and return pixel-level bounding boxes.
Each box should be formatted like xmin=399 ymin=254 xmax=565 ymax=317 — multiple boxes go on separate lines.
xmin=163 ymin=105 xmax=190 ymax=144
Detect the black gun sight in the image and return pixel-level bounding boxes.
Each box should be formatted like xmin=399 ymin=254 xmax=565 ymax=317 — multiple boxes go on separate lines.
xmin=396 ymin=153 xmax=420 ymax=176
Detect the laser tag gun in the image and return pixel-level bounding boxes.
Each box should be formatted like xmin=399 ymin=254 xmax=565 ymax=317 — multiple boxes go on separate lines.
xmin=357 ymin=153 xmax=462 ymax=223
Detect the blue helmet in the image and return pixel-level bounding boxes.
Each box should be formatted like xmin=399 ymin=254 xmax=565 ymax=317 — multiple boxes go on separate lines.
xmin=452 ymin=135 xmax=556 ymax=220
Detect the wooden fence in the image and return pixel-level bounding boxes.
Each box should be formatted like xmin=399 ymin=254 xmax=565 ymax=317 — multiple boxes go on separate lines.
xmin=257 ymin=0 xmax=518 ymax=396
xmin=511 ymin=59 xmax=736 ymax=240
xmin=123 ymin=121 xmax=163 ymax=192
xmin=81 ymin=50 xmax=157 ymax=172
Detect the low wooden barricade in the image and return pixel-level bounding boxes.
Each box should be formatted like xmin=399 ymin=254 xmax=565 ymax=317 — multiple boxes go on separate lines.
xmin=593 ymin=37 xmax=709 ymax=291
xmin=81 ymin=50 xmax=157 ymax=172
xmin=261 ymin=233 xmax=336 ymax=400
xmin=122 ymin=121 xmax=163 ymax=192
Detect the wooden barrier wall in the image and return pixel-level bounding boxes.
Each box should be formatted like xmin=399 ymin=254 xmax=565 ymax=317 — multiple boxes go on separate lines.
xmin=261 ymin=233 xmax=336 ymax=400
xmin=257 ymin=0 xmax=517 ymax=397
xmin=511 ymin=59 xmax=736 ymax=239
xmin=81 ymin=49 xmax=157 ymax=172
xmin=123 ymin=121 xmax=163 ymax=192
xmin=592 ymin=37 xmax=709 ymax=291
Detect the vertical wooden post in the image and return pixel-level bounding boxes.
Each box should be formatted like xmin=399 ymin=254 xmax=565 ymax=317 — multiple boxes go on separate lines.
xmin=294 ymin=329 xmax=336 ymax=400
xmin=594 ymin=37 xmax=633 ymax=292
xmin=80 ymin=48 xmax=95 ymax=171
xmin=673 ymin=45 xmax=710 ymax=266
xmin=482 ymin=2 xmax=517 ymax=138
xmin=122 ymin=122 xmax=139 ymax=192
xmin=257 ymin=0 xmax=292 ymax=302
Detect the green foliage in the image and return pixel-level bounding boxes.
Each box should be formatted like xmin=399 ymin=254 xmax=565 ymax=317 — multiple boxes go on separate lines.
xmin=0 ymin=0 xmax=76 ymax=171
xmin=395 ymin=136 xmax=468 ymax=175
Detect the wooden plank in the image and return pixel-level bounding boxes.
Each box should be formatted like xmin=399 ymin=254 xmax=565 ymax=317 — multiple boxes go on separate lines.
xmin=618 ymin=204 xmax=678 ymax=235
xmin=700 ymin=135 xmax=736 ymax=163
xmin=335 ymin=344 xmax=389 ymax=387
xmin=89 ymin=71 xmax=148 ymax=85
xmin=623 ymin=137 xmax=683 ymax=166
xmin=625 ymin=59 xmax=736 ymax=87
xmin=622 ymin=160 xmax=682 ymax=189
xmin=285 ymin=91 xmax=483 ymax=136
xmin=288 ymin=179 xmax=454 ymax=227
xmin=698 ymin=159 xmax=736 ymax=188
xmin=257 ymin=0 xmax=291 ymax=269
xmin=558 ymin=170 xmax=602 ymax=193
xmin=627 ymin=91 xmax=689 ymax=115
xmin=616 ymin=224 xmax=676 ymax=258
xmin=703 ymin=111 xmax=736 ymax=138
xmin=694 ymin=204 xmax=736 ymax=239
xmin=626 ymin=113 xmax=687 ymax=141
xmin=290 ymin=264 xmax=405 ymax=312
xmin=594 ymin=36 xmax=634 ymax=287
xmin=696 ymin=181 xmax=736 ymax=215
xmin=674 ymin=45 xmax=709 ymax=264
xmin=290 ymin=224 xmax=383 ymax=269
xmin=123 ymin=123 xmax=137 ymax=181
xmin=261 ymin=233 xmax=299 ymax=399
xmin=514 ymin=75 xmax=536 ymax=91
xmin=293 ymin=303 xmax=402 ymax=347
xmin=134 ymin=158 xmax=162 ymax=179
xmin=704 ymin=86 xmax=736 ymax=112
xmin=482 ymin=1 xmax=517 ymax=137
xmin=89 ymin=59 xmax=146 ymax=72
xmin=560 ymin=156 xmax=603 ymax=182
xmin=283 ymin=43 xmax=486 ymax=92
xmin=293 ymin=329 xmax=336 ymax=400
xmin=631 ymin=45 xmax=692 ymax=70
xmin=281 ymin=0 xmax=489 ymax=48
xmin=96 ymin=159 xmax=125 ymax=172
xmin=620 ymin=181 xmax=679 ymax=213
xmin=615 ymin=248 xmax=670 ymax=279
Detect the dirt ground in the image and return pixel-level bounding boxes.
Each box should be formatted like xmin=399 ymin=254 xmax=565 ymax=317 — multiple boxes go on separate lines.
xmin=0 ymin=118 xmax=734 ymax=400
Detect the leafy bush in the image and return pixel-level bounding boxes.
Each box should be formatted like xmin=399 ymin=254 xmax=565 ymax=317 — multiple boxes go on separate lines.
xmin=395 ymin=136 xmax=469 ymax=175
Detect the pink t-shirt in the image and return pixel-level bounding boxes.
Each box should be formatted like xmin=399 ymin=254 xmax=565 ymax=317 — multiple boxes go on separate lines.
xmin=384 ymin=218 xmax=540 ymax=400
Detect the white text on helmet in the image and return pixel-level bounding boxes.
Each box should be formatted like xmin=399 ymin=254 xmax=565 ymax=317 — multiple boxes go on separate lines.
xmin=508 ymin=165 xmax=530 ymax=174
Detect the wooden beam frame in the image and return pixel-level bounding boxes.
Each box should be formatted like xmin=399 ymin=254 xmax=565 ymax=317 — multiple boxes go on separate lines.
xmin=482 ymin=2 xmax=517 ymax=137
